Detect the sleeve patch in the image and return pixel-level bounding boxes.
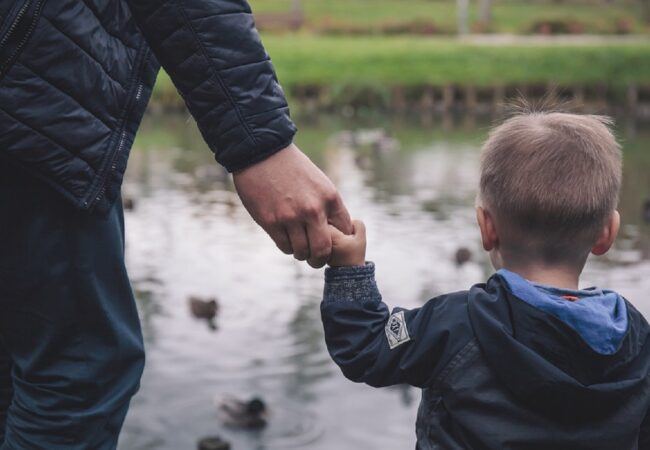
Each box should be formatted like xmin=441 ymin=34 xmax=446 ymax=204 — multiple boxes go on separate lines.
xmin=385 ymin=310 xmax=411 ymax=349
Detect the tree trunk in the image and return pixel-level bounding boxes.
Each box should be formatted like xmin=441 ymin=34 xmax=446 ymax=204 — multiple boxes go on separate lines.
xmin=457 ymin=0 xmax=469 ymax=35
xmin=479 ymin=0 xmax=492 ymax=25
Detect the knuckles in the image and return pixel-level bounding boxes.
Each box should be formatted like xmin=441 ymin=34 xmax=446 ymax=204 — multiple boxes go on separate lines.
xmin=293 ymin=250 xmax=309 ymax=261
xmin=323 ymin=189 xmax=340 ymax=205
xmin=301 ymin=203 xmax=321 ymax=219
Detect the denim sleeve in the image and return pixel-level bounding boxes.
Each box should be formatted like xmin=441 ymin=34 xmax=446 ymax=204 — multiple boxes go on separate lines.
xmin=321 ymin=262 xmax=467 ymax=389
xmin=126 ymin=0 xmax=296 ymax=172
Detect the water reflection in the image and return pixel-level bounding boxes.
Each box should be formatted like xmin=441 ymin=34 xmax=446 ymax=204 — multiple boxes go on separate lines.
xmin=118 ymin=114 xmax=650 ymax=450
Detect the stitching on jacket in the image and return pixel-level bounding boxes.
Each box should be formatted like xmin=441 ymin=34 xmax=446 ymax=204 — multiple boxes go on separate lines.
xmin=174 ymin=47 xmax=200 ymax=71
xmin=40 ymin=15 xmax=128 ymax=91
xmin=156 ymin=22 xmax=185 ymax=50
xmin=430 ymin=339 xmax=478 ymax=392
xmin=179 ymin=2 xmax=258 ymax=146
xmin=217 ymin=57 xmax=272 ymax=74
xmin=0 ymin=106 xmax=97 ymax=172
xmin=226 ymin=134 xmax=294 ymax=173
xmin=189 ymin=10 xmax=253 ymax=20
xmin=199 ymin=118 xmax=248 ymax=144
xmin=245 ymin=104 xmax=289 ymax=120
xmin=139 ymin=1 xmax=168 ymax=28
xmin=183 ymin=71 xmax=213 ymax=97
xmin=79 ymin=0 xmax=138 ymax=51
xmin=196 ymin=96 xmax=230 ymax=124
xmin=17 ymin=62 xmax=114 ymax=131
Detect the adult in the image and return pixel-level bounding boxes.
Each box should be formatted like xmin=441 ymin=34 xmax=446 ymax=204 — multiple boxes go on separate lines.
xmin=0 ymin=1 xmax=351 ymax=448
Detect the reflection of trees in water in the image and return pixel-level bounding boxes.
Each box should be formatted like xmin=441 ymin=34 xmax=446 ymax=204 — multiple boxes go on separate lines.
xmin=133 ymin=285 xmax=165 ymax=346
xmin=129 ymin=113 xmax=650 ymax=255
xmin=284 ymin=269 xmax=332 ymax=402
xmin=618 ymin=124 xmax=650 ymax=259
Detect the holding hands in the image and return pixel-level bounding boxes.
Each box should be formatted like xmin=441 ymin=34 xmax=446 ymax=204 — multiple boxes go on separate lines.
xmin=328 ymin=220 xmax=367 ymax=267
xmin=233 ymin=144 xmax=353 ymax=268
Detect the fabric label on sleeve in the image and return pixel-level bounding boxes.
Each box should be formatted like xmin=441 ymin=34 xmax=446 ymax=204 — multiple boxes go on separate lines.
xmin=385 ymin=310 xmax=411 ymax=349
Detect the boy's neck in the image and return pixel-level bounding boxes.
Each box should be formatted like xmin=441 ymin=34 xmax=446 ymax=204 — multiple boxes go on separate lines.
xmin=502 ymin=264 xmax=581 ymax=290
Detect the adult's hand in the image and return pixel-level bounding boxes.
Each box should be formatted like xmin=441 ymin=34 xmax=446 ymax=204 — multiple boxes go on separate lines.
xmin=233 ymin=143 xmax=353 ymax=268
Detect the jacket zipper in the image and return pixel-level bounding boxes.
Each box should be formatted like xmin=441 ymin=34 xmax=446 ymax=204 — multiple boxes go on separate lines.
xmin=0 ymin=0 xmax=45 ymax=79
xmin=91 ymin=128 xmax=128 ymax=206
xmin=0 ymin=1 xmax=31 ymax=52
xmin=87 ymin=78 xmax=144 ymax=210
xmin=87 ymin=42 xmax=152 ymax=211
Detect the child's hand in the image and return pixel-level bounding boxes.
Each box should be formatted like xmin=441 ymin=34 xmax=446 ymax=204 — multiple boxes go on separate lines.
xmin=328 ymin=220 xmax=367 ymax=267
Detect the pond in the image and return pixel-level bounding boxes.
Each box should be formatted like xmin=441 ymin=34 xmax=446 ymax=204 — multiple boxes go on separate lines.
xmin=118 ymin=113 xmax=650 ymax=450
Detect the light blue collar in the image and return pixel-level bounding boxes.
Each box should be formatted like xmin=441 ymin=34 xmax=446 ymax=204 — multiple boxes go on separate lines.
xmin=496 ymin=269 xmax=628 ymax=355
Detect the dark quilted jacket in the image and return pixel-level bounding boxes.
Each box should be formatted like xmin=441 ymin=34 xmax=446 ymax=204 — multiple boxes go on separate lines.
xmin=0 ymin=0 xmax=296 ymax=214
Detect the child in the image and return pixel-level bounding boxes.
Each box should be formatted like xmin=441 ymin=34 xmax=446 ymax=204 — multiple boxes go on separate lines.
xmin=321 ymin=111 xmax=650 ymax=449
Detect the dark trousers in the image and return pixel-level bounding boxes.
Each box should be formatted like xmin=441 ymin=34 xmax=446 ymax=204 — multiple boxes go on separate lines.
xmin=0 ymin=164 xmax=144 ymax=449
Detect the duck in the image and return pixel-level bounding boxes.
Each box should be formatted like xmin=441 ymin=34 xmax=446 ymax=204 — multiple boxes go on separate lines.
xmin=188 ymin=296 xmax=219 ymax=330
xmin=197 ymin=436 xmax=231 ymax=450
xmin=219 ymin=396 xmax=268 ymax=429
xmin=454 ymin=247 xmax=472 ymax=267
xmin=122 ymin=196 xmax=136 ymax=211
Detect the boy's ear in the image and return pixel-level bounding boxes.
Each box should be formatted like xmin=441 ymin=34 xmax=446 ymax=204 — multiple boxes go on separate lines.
xmin=591 ymin=210 xmax=620 ymax=256
xmin=476 ymin=207 xmax=498 ymax=251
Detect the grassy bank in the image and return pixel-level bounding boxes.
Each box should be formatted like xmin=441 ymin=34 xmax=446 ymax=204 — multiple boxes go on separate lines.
xmin=250 ymin=0 xmax=649 ymax=34
xmin=153 ymin=36 xmax=650 ymax=103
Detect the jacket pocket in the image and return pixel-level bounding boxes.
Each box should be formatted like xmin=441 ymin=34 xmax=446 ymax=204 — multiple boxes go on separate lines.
xmin=0 ymin=0 xmax=46 ymax=80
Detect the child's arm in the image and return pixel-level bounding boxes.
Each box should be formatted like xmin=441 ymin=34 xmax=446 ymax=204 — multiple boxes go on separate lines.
xmin=321 ymin=221 xmax=471 ymax=389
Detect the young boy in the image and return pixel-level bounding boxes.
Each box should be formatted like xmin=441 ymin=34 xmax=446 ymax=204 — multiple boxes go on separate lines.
xmin=321 ymin=111 xmax=650 ymax=449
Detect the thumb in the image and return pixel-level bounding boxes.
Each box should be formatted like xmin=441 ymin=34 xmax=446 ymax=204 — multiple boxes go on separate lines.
xmin=328 ymin=224 xmax=347 ymax=241
xmin=327 ymin=195 xmax=354 ymax=235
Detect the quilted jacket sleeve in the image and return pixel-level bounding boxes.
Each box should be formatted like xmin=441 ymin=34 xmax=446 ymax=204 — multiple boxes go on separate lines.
xmin=126 ymin=0 xmax=297 ymax=172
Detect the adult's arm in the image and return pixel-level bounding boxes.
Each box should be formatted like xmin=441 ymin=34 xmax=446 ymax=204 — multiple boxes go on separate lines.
xmin=126 ymin=0 xmax=293 ymax=171
xmin=125 ymin=0 xmax=352 ymax=266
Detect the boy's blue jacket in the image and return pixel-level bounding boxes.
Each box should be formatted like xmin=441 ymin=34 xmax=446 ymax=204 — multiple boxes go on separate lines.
xmin=321 ymin=263 xmax=650 ymax=450
xmin=0 ymin=0 xmax=295 ymax=215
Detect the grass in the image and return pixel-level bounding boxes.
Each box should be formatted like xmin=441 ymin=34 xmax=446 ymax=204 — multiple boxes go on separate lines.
xmin=249 ymin=0 xmax=650 ymax=34
xmin=153 ymin=36 xmax=650 ymax=100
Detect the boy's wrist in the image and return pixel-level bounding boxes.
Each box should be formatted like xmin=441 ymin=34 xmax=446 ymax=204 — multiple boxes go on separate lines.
xmin=327 ymin=258 xmax=366 ymax=268
xmin=323 ymin=262 xmax=379 ymax=304
xmin=325 ymin=261 xmax=374 ymax=279
xmin=327 ymin=247 xmax=366 ymax=267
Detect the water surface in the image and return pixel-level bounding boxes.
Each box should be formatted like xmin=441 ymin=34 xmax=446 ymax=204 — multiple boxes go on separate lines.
xmin=118 ymin=114 xmax=650 ymax=450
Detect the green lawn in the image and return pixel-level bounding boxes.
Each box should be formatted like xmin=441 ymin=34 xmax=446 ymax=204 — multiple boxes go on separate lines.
xmin=249 ymin=0 xmax=649 ymax=34
xmin=270 ymin=36 xmax=650 ymax=86
xmin=154 ymin=36 xmax=650 ymax=99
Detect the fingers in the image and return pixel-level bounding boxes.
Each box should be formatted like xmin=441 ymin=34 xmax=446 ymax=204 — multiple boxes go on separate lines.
xmin=328 ymin=224 xmax=347 ymax=240
xmin=287 ymin=224 xmax=310 ymax=261
xmin=327 ymin=194 xmax=353 ymax=235
xmin=352 ymin=220 xmax=366 ymax=240
xmin=306 ymin=218 xmax=332 ymax=268
xmin=268 ymin=226 xmax=293 ymax=255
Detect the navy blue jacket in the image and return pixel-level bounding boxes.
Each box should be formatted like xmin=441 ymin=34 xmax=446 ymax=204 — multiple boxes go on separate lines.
xmin=321 ymin=263 xmax=650 ymax=449
xmin=0 ymin=0 xmax=295 ymax=214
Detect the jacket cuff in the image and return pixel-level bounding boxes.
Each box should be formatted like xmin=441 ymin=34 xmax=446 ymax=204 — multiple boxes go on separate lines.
xmin=225 ymin=132 xmax=295 ymax=173
xmin=323 ymin=262 xmax=381 ymax=304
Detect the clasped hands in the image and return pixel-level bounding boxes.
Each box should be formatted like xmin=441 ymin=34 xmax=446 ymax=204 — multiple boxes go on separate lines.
xmin=233 ymin=143 xmax=366 ymax=268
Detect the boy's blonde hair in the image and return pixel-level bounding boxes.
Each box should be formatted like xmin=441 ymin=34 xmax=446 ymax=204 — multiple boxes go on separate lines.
xmin=479 ymin=111 xmax=622 ymax=265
